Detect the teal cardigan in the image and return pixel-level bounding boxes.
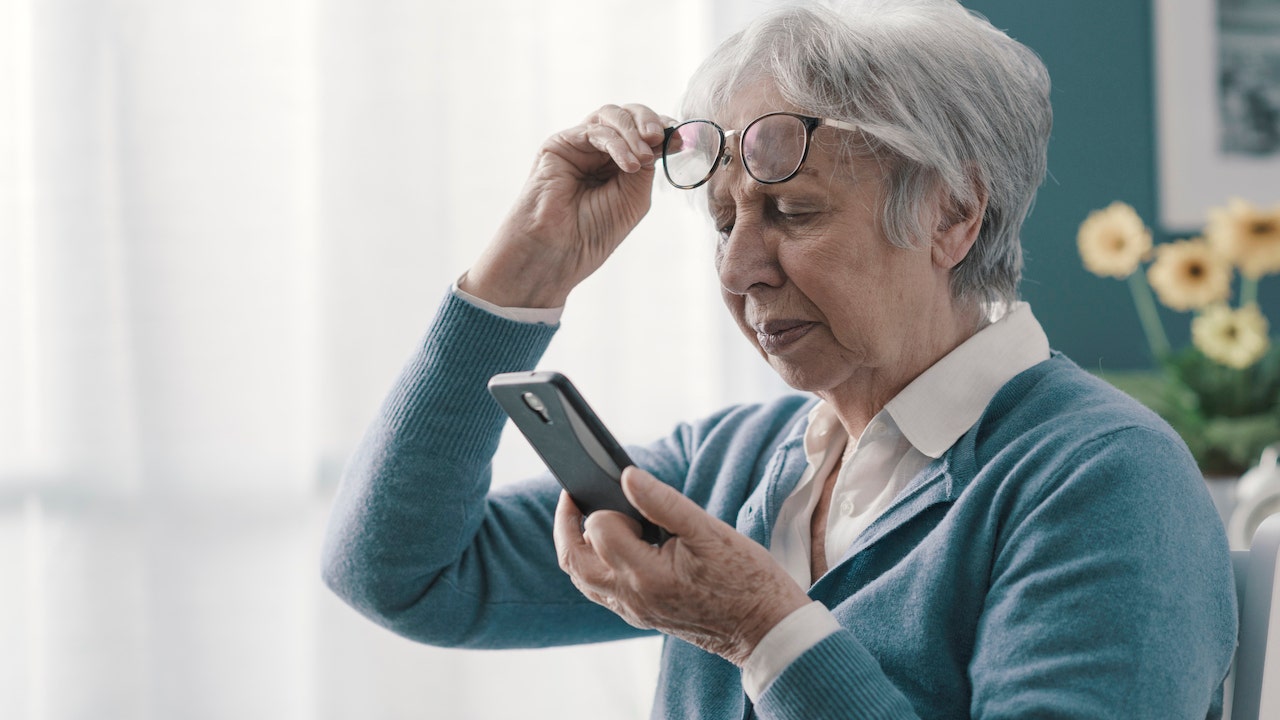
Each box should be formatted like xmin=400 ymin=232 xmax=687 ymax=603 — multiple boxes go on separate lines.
xmin=322 ymin=292 xmax=1237 ymax=719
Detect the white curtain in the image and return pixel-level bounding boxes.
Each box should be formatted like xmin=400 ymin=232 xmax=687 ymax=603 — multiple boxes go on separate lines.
xmin=0 ymin=0 xmax=795 ymax=718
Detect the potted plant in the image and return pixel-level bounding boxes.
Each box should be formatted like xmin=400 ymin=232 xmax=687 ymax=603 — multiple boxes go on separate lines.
xmin=1077 ymin=199 xmax=1280 ymax=477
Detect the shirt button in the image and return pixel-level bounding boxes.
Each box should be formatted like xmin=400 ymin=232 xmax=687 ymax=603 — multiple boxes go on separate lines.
xmin=868 ymin=422 xmax=884 ymax=436
xmin=840 ymin=498 xmax=855 ymax=516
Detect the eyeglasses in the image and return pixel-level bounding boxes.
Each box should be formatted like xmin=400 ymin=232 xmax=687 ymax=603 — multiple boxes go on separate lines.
xmin=661 ymin=111 xmax=860 ymax=190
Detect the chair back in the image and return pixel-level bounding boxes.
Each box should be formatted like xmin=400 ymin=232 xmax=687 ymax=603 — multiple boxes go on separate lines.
xmin=1229 ymin=513 xmax=1280 ymax=720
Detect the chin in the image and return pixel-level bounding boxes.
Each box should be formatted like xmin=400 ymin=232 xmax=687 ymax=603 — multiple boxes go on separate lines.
xmin=764 ymin=358 xmax=841 ymax=394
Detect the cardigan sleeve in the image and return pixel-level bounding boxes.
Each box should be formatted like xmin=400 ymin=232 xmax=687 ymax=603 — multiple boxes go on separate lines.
xmin=754 ymin=423 xmax=1235 ymax=720
xmin=320 ymin=291 xmax=662 ymax=648
xmin=967 ymin=426 xmax=1235 ymax=718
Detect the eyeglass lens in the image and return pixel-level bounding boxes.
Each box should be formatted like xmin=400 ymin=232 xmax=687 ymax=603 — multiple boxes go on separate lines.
xmin=742 ymin=114 xmax=808 ymax=184
xmin=662 ymin=113 xmax=810 ymax=189
xmin=663 ymin=121 xmax=723 ymax=188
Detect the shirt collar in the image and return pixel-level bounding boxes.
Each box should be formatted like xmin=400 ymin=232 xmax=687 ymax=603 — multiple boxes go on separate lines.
xmin=884 ymin=302 xmax=1050 ymax=458
xmin=800 ymin=302 xmax=1050 ymax=461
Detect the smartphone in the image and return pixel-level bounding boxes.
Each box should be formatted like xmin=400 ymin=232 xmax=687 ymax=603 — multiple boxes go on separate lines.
xmin=487 ymin=371 xmax=670 ymax=545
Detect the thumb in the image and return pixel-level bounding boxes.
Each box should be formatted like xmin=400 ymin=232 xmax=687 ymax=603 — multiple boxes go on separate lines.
xmin=620 ymin=467 xmax=718 ymax=542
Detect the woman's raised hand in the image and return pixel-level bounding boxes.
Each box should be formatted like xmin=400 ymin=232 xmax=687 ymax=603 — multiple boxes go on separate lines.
xmin=461 ymin=104 xmax=670 ymax=309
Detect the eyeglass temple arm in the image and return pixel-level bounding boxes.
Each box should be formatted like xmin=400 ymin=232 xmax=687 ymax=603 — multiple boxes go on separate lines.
xmin=820 ymin=118 xmax=860 ymax=133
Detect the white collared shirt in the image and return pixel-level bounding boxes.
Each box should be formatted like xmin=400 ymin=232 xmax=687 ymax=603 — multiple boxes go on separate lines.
xmin=453 ymin=277 xmax=564 ymax=325
xmin=741 ymin=302 xmax=1051 ymax=700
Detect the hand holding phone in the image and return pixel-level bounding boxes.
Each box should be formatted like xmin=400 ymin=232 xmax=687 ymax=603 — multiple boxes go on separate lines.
xmin=487 ymin=371 xmax=670 ymax=545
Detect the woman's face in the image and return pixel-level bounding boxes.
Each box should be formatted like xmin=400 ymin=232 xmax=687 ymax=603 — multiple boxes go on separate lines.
xmin=708 ymin=83 xmax=963 ymax=407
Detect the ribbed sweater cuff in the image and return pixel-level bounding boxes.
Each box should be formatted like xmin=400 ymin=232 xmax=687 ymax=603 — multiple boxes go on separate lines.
xmin=379 ymin=289 xmax=559 ymax=455
xmin=754 ymin=631 xmax=918 ymax=719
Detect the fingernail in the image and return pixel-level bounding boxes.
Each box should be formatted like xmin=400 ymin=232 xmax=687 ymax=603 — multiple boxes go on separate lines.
xmin=623 ymin=467 xmax=648 ymax=493
xmin=646 ymin=122 xmax=663 ymax=136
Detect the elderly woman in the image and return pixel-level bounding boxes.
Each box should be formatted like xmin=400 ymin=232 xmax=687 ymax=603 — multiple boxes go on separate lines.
xmin=322 ymin=1 xmax=1236 ymax=717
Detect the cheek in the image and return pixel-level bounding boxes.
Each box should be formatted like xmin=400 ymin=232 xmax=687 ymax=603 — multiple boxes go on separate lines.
xmin=720 ymin=289 xmax=767 ymax=354
xmin=719 ymin=288 xmax=748 ymax=328
xmin=780 ymin=244 xmax=856 ymax=309
xmin=781 ymin=247 xmax=877 ymax=344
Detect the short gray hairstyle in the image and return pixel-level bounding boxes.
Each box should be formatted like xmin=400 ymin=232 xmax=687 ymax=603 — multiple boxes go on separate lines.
xmin=680 ymin=0 xmax=1052 ymax=310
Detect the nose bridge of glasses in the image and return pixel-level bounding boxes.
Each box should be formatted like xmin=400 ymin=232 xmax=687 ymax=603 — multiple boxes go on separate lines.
xmin=719 ymin=128 xmax=740 ymax=167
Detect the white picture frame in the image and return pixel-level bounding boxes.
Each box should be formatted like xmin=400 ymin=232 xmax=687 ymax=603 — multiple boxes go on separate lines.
xmin=1154 ymin=0 xmax=1280 ymax=231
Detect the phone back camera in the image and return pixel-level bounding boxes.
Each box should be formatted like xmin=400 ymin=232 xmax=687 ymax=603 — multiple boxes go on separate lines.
xmin=521 ymin=392 xmax=553 ymax=424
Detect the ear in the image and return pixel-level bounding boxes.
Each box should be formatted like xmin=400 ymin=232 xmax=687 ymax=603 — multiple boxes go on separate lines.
xmin=930 ymin=182 xmax=988 ymax=270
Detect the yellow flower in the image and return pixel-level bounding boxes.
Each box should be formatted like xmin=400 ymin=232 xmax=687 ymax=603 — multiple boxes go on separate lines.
xmin=1146 ymin=238 xmax=1232 ymax=311
xmin=1204 ymin=198 xmax=1280 ymax=279
xmin=1077 ymin=201 xmax=1152 ymax=278
xmin=1192 ymin=303 xmax=1270 ymax=369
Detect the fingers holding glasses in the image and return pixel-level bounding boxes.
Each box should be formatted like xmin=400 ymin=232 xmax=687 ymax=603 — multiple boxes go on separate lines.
xmin=583 ymin=104 xmax=670 ymax=172
xmin=463 ymin=102 xmax=675 ymax=310
xmin=580 ymin=123 xmax=649 ymax=174
xmin=618 ymin=103 xmax=670 ymax=151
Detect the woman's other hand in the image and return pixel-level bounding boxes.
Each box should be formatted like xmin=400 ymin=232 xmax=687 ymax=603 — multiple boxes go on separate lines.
xmin=553 ymin=467 xmax=813 ymax=666
xmin=462 ymin=104 xmax=670 ymax=308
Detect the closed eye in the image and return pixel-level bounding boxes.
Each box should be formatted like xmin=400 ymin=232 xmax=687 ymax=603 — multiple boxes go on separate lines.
xmin=770 ymin=196 xmax=822 ymax=223
xmin=773 ymin=207 xmax=817 ymax=225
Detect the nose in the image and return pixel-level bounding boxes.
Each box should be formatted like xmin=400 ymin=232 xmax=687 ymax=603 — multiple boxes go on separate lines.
xmin=715 ymin=214 xmax=786 ymax=296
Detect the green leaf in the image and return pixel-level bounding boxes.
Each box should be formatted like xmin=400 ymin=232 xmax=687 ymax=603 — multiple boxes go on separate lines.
xmin=1201 ymin=414 xmax=1280 ymax=476
xmin=1163 ymin=342 xmax=1280 ymax=418
xmin=1095 ymin=367 xmax=1280 ymax=476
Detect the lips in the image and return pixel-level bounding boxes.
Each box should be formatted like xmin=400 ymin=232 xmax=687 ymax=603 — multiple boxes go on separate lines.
xmin=753 ymin=319 xmax=816 ymax=354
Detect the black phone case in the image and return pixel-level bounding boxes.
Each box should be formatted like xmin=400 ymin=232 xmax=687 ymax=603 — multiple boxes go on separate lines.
xmin=488 ymin=371 xmax=669 ymax=545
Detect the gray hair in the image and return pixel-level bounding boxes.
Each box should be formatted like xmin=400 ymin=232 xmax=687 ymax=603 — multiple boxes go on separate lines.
xmin=680 ymin=0 xmax=1052 ymax=311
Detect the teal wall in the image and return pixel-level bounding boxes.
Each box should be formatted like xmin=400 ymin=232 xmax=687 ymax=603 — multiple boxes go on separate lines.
xmin=964 ymin=0 xmax=1279 ymax=370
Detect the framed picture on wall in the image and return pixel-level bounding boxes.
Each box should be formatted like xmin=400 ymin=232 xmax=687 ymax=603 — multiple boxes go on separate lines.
xmin=1154 ymin=0 xmax=1280 ymax=231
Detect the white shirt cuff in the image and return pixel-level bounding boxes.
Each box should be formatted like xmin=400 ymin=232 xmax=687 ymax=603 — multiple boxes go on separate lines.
xmin=451 ymin=278 xmax=564 ymax=326
xmin=741 ymin=600 xmax=842 ymax=702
